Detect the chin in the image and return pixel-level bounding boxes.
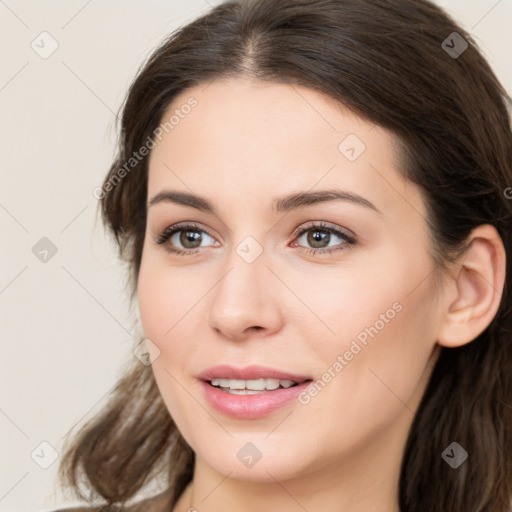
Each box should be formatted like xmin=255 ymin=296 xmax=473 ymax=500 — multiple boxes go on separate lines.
xmin=195 ymin=439 xmax=313 ymax=483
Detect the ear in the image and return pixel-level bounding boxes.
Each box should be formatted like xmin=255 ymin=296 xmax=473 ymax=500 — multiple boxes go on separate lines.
xmin=437 ymin=224 xmax=506 ymax=348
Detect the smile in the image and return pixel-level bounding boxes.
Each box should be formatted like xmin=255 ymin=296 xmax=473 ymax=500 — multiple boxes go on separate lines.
xmin=210 ymin=377 xmax=299 ymax=393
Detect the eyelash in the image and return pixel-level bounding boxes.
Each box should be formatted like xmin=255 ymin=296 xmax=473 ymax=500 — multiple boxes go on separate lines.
xmin=154 ymin=221 xmax=356 ymax=256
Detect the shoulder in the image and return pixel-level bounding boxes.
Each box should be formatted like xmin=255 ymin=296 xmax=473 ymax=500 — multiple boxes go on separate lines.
xmin=47 ymin=488 xmax=173 ymax=512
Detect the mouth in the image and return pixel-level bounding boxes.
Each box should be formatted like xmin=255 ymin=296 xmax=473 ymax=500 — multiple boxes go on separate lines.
xmin=199 ymin=375 xmax=314 ymax=419
xmin=197 ymin=364 xmax=314 ymax=395
xmin=207 ymin=377 xmax=312 ymax=395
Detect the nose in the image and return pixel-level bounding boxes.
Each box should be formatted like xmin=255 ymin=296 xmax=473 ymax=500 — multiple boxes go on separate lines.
xmin=207 ymin=248 xmax=283 ymax=341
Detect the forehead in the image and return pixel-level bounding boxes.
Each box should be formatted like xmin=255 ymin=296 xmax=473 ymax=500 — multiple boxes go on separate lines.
xmin=147 ymin=77 xmax=427 ymax=225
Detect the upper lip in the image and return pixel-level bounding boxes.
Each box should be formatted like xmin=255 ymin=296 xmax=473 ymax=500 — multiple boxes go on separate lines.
xmin=197 ymin=364 xmax=313 ymax=383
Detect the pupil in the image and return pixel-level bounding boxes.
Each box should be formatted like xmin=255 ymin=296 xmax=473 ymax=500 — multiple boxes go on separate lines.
xmin=181 ymin=230 xmax=201 ymax=248
xmin=308 ymin=230 xmax=328 ymax=248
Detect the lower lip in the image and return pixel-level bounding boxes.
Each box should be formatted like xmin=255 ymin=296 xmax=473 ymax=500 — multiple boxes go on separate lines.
xmin=200 ymin=380 xmax=312 ymax=419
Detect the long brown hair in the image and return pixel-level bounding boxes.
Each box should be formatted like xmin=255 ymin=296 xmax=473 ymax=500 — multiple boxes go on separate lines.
xmin=57 ymin=0 xmax=512 ymax=510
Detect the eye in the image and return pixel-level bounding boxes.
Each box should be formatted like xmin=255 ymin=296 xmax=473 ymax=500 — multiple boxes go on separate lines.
xmin=291 ymin=221 xmax=356 ymax=255
xmin=154 ymin=221 xmax=356 ymax=257
xmin=154 ymin=222 xmax=219 ymax=255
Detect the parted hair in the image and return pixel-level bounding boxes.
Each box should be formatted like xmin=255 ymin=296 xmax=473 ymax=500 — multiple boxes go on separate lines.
xmin=57 ymin=0 xmax=512 ymax=510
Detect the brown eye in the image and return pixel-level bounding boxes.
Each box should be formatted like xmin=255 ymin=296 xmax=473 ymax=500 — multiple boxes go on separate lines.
xmin=155 ymin=223 xmax=218 ymax=254
xmin=178 ymin=229 xmax=203 ymax=249
xmin=305 ymin=229 xmax=331 ymax=249
xmin=294 ymin=223 xmax=355 ymax=254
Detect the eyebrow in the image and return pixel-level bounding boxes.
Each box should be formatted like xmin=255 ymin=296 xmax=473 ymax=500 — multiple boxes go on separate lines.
xmin=147 ymin=189 xmax=381 ymax=215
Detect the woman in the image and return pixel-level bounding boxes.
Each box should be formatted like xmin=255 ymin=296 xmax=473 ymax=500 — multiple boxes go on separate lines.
xmin=54 ymin=0 xmax=512 ymax=510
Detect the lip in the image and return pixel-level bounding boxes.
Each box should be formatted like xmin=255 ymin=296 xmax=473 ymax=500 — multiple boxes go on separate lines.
xmin=197 ymin=364 xmax=312 ymax=383
xmin=200 ymin=380 xmax=313 ymax=419
xmin=196 ymin=364 xmax=313 ymax=419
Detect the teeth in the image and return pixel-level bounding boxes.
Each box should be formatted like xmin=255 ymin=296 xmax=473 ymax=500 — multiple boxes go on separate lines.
xmin=210 ymin=378 xmax=298 ymax=391
xmin=224 ymin=389 xmax=265 ymax=395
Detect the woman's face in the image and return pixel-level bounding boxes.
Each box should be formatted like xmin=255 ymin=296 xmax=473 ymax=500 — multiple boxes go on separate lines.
xmin=137 ymin=77 xmax=443 ymax=483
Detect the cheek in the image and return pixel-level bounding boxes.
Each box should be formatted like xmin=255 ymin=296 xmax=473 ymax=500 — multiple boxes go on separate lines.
xmin=294 ymin=250 xmax=439 ymax=426
xmin=137 ymin=253 xmax=196 ymax=345
xmin=137 ymin=266 xmax=168 ymax=344
xmin=137 ymin=258 xmax=200 ymax=436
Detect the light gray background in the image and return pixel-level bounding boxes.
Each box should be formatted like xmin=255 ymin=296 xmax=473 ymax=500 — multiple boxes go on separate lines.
xmin=1 ymin=1 xmax=511 ymax=511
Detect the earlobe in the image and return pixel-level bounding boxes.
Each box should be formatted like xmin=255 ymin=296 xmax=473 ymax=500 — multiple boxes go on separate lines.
xmin=436 ymin=224 xmax=506 ymax=348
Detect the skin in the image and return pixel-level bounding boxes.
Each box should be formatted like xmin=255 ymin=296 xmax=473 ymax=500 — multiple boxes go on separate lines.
xmin=136 ymin=77 xmax=506 ymax=512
